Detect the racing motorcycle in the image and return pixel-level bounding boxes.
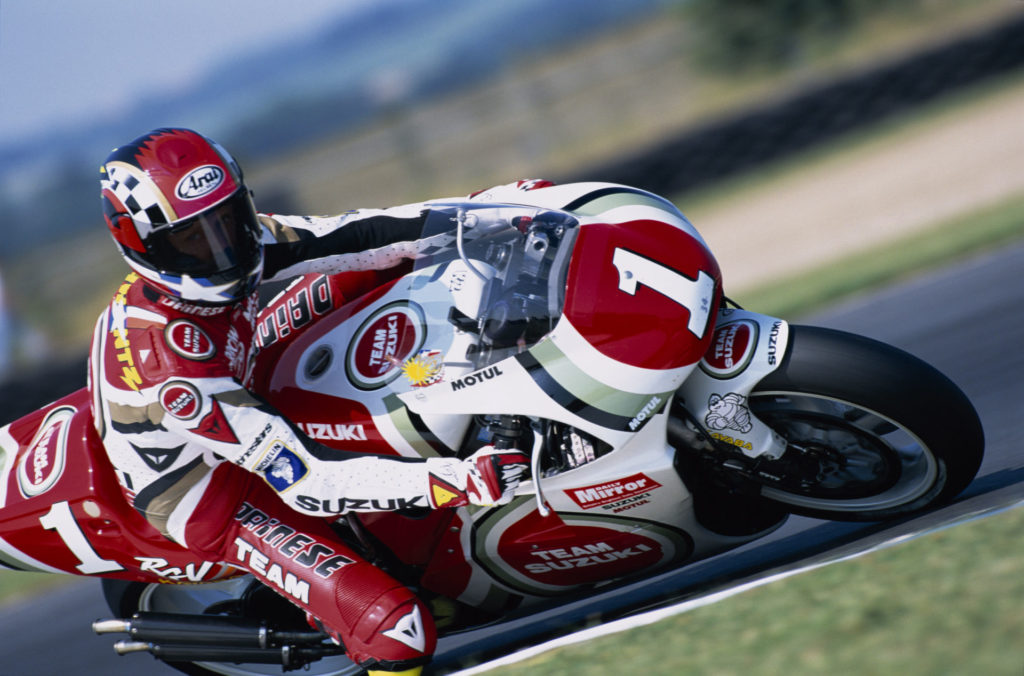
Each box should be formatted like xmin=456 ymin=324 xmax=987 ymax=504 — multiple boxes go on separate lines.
xmin=0 ymin=184 xmax=984 ymax=675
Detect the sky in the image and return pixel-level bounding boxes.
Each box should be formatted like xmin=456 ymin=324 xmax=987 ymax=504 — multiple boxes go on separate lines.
xmin=0 ymin=0 xmax=378 ymax=147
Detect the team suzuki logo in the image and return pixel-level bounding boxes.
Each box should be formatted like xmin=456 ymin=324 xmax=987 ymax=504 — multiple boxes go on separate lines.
xmin=346 ymin=302 xmax=426 ymax=390
xmin=524 ymin=541 xmax=656 ymax=574
xmin=701 ymin=320 xmax=758 ymax=379
xmin=165 ymin=320 xmax=216 ymax=360
xmin=18 ymin=406 xmax=74 ymax=497
xmin=175 ymin=165 xmax=225 ymax=200
xmin=159 ymin=381 xmax=201 ymax=420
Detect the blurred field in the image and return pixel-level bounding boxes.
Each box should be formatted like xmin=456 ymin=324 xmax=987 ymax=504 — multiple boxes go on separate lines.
xmin=4 ymin=0 xmax=1023 ymax=361
xmin=246 ymin=0 xmax=1024 ymax=211
xmin=10 ymin=74 xmax=1024 ymax=359
xmin=4 ymin=2 xmax=1022 ymax=368
xmin=735 ymin=190 xmax=1024 ymax=319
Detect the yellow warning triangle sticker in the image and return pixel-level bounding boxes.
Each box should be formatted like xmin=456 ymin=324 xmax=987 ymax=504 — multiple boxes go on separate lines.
xmin=432 ymin=484 xmax=460 ymax=507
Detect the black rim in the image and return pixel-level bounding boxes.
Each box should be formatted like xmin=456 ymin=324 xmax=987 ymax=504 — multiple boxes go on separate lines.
xmin=751 ymin=406 xmax=902 ymax=498
xmin=746 ymin=391 xmax=940 ymax=513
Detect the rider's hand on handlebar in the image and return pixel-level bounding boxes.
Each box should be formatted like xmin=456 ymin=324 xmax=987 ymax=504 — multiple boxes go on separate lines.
xmin=464 ymin=446 xmax=529 ymax=506
xmin=425 ymin=446 xmax=529 ymax=508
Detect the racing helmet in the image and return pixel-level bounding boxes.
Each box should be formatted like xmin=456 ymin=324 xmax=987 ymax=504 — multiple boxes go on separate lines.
xmin=100 ymin=128 xmax=263 ymax=305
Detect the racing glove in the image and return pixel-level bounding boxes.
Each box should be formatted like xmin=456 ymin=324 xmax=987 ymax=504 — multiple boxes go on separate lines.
xmin=426 ymin=446 xmax=529 ymax=508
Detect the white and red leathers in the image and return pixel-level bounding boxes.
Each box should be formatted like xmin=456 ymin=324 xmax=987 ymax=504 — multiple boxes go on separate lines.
xmin=88 ymin=201 xmax=526 ymax=671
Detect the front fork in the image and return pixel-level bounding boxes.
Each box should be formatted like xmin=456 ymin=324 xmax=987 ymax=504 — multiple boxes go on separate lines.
xmin=676 ymin=309 xmax=790 ymax=461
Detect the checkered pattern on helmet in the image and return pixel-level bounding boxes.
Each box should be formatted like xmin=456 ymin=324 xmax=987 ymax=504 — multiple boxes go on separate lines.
xmin=102 ymin=164 xmax=174 ymax=236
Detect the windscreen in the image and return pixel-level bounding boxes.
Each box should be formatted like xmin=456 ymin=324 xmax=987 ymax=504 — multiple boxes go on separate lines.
xmin=408 ymin=203 xmax=580 ymax=369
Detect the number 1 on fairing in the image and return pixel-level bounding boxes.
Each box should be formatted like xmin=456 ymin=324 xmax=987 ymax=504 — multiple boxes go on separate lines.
xmin=40 ymin=501 xmax=124 ymax=574
xmin=612 ymin=248 xmax=714 ymax=339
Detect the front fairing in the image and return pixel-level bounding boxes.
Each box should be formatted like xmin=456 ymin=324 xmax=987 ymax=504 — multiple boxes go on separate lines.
xmin=396 ymin=201 xmax=719 ymax=452
xmin=395 ymin=204 xmax=649 ymax=452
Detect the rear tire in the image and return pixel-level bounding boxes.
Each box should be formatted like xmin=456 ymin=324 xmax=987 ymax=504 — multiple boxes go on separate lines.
xmin=748 ymin=325 xmax=984 ymax=521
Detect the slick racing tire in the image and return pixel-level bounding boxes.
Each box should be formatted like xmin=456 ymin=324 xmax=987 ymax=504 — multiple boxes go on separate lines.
xmin=101 ymin=578 xmax=362 ymax=676
xmin=747 ymin=325 xmax=984 ymax=521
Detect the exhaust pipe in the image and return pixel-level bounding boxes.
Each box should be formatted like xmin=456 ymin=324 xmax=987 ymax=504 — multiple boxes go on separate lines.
xmin=112 ymin=640 xmax=309 ymax=665
xmin=111 ymin=641 xmax=151 ymax=655
xmin=94 ymin=612 xmax=343 ymax=667
xmin=94 ymin=611 xmax=281 ymax=647
xmin=92 ymin=619 xmax=131 ymax=634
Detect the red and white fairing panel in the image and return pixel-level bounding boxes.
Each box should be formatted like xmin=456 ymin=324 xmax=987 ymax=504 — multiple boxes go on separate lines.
xmin=396 ymin=207 xmax=722 ymax=449
xmin=0 ymin=390 xmax=238 ymax=583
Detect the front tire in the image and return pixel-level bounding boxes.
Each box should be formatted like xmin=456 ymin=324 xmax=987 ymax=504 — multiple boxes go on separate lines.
xmin=748 ymin=325 xmax=984 ymax=521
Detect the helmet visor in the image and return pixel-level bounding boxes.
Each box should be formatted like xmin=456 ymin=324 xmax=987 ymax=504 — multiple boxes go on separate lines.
xmin=145 ymin=190 xmax=262 ymax=279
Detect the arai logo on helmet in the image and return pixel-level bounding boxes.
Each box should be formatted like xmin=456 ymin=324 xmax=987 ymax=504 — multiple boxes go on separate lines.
xmin=175 ymin=164 xmax=226 ymax=200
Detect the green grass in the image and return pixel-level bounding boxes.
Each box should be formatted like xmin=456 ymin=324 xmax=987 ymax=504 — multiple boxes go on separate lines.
xmin=0 ymin=570 xmax=81 ymax=606
xmin=481 ymin=503 xmax=1024 ymax=675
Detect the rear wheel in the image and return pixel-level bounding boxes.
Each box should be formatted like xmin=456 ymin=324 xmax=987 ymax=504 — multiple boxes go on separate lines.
xmin=747 ymin=325 xmax=983 ymax=521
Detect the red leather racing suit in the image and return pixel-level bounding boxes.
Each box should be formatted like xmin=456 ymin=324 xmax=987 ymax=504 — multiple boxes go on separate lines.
xmin=89 ymin=203 xmax=458 ymax=670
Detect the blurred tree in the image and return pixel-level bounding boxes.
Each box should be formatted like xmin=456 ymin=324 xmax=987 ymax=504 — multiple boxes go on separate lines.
xmin=684 ymin=0 xmax=915 ymax=72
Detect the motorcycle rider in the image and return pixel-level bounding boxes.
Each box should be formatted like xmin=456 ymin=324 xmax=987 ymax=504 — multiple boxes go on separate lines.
xmin=89 ymin=127 xmax=529 ymax=675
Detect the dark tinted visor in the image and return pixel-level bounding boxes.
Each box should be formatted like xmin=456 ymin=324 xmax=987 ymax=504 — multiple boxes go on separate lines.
xmin=147 ymin=190 xmax=262 ymax=278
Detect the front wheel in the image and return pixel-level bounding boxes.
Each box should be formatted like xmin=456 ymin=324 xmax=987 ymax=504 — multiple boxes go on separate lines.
xmin=746 ymin=325 xmax=984 ymax=521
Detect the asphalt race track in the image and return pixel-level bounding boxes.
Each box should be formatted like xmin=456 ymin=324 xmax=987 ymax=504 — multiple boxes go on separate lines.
xmin=0 ymin=241 xmax=1020 ymax=676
